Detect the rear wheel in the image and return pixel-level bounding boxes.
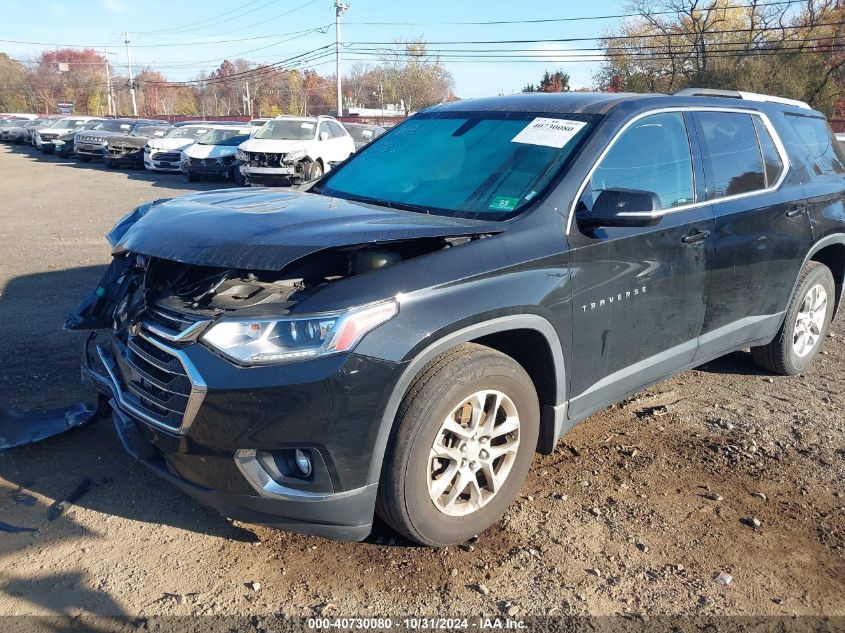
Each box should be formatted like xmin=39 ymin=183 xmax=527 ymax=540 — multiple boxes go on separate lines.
xmin=751 ymin=261 xmax=835 ymax=375
xmin=376 ymin=343 xmax=539 ymax=546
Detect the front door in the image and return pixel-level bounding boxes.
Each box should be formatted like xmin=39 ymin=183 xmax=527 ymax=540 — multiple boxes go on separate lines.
xmin=566 ymin=111 xmax=714 ymax=419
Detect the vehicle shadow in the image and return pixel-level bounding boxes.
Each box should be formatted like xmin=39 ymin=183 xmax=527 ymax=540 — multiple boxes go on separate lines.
xmin=695 ymin=349 xmax=773 ymax=377
xmin=0 ymin=265 xmax=260 ymax=554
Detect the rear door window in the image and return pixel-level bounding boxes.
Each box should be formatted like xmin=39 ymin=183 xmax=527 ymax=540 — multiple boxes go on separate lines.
xmin=695 ymin=111 xmax=766 ymax=199
xmin=582 ymin=111 xmax=695 ymax=212
xmin=751 ymin=116 xmax=784 ymax=187
xmin=785 ymin=114 xmax=845 ymax=176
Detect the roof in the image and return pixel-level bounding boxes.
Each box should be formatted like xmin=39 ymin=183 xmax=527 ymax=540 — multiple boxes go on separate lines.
xmin=425 ymin=91 xmax=821 ymax=118
xmin=427 ymin=92 xmax=652 ymax=115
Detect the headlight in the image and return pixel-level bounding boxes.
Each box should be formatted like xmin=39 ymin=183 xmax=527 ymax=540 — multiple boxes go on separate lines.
xmin=283 ymin=149 xmax=307 ymax=163
xmin=201 ymin=300 xmax=398 ymax=365
xmin=236 ymin=149 xmax=248 ymax=161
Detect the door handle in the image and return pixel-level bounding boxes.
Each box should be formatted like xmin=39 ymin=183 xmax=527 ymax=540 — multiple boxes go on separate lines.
xmin=681 ymin=230 xmax=710 ymax=244
xmin=786 ymin=205 xmax=808 ymax=218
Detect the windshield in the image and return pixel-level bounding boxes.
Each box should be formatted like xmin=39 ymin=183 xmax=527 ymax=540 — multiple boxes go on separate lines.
xmin=254 ymin=119 xmax=316 ymax=141
xmin=166 ymin=126 xmax=210 ymax=139
xmin=197 ymin=128 xmax=251 ymax=146
xmin=320 ymin=112 xmax=596 ymax=220
xmin=133 ymin=126 xmax=169 ymax=138
xmin=93 ymin=120 xmax=133 ymax=132
xmin=56 ymin=118 xmax=89 ymax=128
xmin=346 ymin=125 xmax=382 ymax=142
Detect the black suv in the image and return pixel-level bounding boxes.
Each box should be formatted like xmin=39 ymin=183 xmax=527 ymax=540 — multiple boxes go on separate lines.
xmin=69 ymin=91 xmax=845 ymax=546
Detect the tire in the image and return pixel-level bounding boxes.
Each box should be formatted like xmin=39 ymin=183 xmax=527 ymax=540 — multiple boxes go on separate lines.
xmin=106 ymin=158 xmax=119 ymax=169
xmin=308 ymin=160 xmax=323 ymax=181
xmin=182 ymin=170 xmax=195 ymax=183
xmin=231 ymin=167 xmax=244 ymax=186
xmin=376 ymin=343 xmax=539 ymax=546
xmin=78 ymin=155 xmax=91 ymax=163
xmin=751 ymin=261 xmax=836 ymax=375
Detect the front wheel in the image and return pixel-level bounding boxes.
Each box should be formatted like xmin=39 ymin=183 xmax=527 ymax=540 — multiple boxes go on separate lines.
xmin=376 ymin=343 xmax=539 ymax=546
xmin=106 ymin=158 xmax=119 ymax=169
xmin=308 ymin=160 xmax=323 ymax=181
xmin=78 ymin=155 xmax=91 ymax=163
xmin=751 ymin=261 xmax=836 ymax=375
xmin=181 ymin=170 xmax=195 ymax=183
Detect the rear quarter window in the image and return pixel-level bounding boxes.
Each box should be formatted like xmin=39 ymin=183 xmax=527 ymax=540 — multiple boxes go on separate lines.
xmin=786 ymin=114 xmax=845 ymax=176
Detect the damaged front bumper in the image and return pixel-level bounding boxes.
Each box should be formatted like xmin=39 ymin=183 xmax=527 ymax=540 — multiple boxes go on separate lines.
xmin=181 ymin=157 xmax=237 ymax=178
xmin=106 ymin=146 xmax=144 ymax=167
xmin=81 ymin=322 xmax=395 ymax=541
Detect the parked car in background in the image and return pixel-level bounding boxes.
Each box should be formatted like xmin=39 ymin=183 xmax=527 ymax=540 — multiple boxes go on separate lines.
xmin=38 ymin=117 xmax=102 ymax=153
xmin=237 ymin=115 xmax=355 ymax=186
xmin=75 ymin=118 xmax=166 ymax=162
xmin=105 ymin=125 xmax=171 ymax=169
xmin=144 ymin=124 xmax=214 ymax=172
xmin=54 ymin=120 xmax=108 ymax=158
xmin=25 ymin=116 xmax=67 ymax=145
xmin=0 ymin=112 xmax=37 ymax=120
xmin=341 ymin=122 xmax=386 ymax=150
xmin=0 ymin=118 xmax=47 ymax=143
xmin=181 ymin=124 xmax=254 ymax=183
xmin=248 ymin=118 xmax=271 ymax=127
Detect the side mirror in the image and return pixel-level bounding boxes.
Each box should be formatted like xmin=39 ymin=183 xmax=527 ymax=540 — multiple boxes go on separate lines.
xmin=319 ymin=131 xmax=330 ymax=141
xmin=577 ymin=188 xmax=661 ymax=228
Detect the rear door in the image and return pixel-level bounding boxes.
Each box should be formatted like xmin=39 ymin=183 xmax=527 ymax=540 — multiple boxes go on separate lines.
xmin=691 ymin=109 xmax=814 ymax=359
xmin=567 ymin=110 xmax=714 ymax=419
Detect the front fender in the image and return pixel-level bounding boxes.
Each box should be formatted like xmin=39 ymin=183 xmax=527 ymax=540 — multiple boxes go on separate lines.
xmin=360 ymin=311 xmax=567 ymax=485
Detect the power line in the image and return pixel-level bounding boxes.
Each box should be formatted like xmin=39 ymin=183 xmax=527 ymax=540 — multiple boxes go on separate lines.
xmin=346 ymin=20 xmax=845 ymax=47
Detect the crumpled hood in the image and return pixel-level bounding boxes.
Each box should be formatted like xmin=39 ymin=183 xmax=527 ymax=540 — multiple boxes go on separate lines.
xmin=107 ymin=134 xmax=149 ymax=148
xmin=110 ymin=189 xmax=504 ymax=271
xmin=238 ymin=138 xmax=310 ymax=154
xmin=184 ymin=143 xmax=236 ymax=159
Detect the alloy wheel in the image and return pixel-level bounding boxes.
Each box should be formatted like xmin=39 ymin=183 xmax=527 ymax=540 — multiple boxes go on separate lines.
xmin=792 ymin=283 xmax=827 ymax=358
xmin=427 ymin=390 xmax=520 ymax=517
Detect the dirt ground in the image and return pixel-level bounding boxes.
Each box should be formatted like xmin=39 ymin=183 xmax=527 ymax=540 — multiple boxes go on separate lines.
xmin=0 ymin=144 xmax=843 ymax=625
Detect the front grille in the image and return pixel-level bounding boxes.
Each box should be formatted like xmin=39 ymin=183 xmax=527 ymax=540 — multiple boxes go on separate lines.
xmin=118 ymin=334 xmax=192 ymax=430
xmin=146 ymin=305 xmax=203 ymax=335
xmin=248 ymin=152 xmax=285 ymax=167
xmin=154 ymin=151 xmax=181 ymax=162
xmin=80 ymin=135 xmax=104 ymax=143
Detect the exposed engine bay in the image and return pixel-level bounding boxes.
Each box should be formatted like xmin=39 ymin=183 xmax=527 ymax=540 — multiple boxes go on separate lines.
xmin=66 ymin=236 xmax=473 ymax=332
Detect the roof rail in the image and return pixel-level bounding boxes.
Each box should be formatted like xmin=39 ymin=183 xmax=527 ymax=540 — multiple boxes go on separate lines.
xmin=673 ymin=87 xmax=811 ymax=110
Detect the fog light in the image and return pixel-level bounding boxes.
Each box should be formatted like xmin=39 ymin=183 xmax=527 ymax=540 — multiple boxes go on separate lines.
xmin=294 ymin=449 xmax=312 ymax=477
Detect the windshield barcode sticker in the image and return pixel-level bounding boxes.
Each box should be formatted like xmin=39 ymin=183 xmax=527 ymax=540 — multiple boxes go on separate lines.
xmin=511 ymin=117 xmax=587 ymax=148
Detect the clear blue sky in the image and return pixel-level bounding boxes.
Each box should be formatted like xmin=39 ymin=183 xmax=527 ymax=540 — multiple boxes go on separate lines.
xmin=0 ymin=0 xmax=627 ymax=97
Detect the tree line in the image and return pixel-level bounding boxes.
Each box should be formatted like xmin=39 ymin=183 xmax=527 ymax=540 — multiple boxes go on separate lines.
xmin=0 ymin=39 xmax=455 ymax=118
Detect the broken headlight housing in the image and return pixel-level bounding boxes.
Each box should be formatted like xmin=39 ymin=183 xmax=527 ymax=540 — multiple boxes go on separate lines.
xmin=283 ymin=149 xmax=307 ymax=164
xmin=236 ymin=149 xmax=248 ymax=161
xmin=201 ymin=300 xmax=398 ymax=365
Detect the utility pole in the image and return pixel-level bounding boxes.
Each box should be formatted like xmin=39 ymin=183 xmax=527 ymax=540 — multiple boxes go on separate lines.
xmin=124 ymin=30 xmax=138 ymax=117
xmin=96 ymin=50 xmax=116 ymax=116
xmin=334 ymin=1 xmax=350 ymax=117
xmin=244 ymin=81 xmax=252 ymax=117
